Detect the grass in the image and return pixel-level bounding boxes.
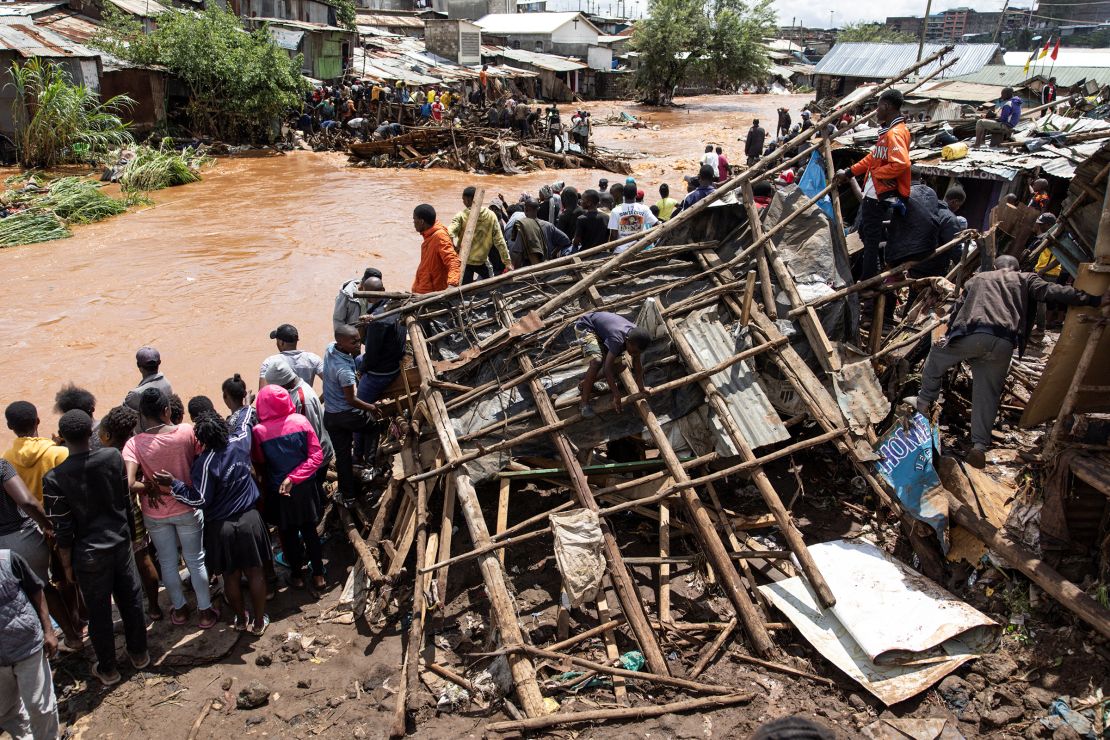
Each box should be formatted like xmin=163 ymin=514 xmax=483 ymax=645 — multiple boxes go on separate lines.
xmin=119 ymin=139 xmax=208 ymax=192
xmin=0 ymin=211 xmax=71 ymax=247
xmin=0 ymin=176 xmax=134 ymax=246
xmin=40 ymin=177 xmax=129 ymax=224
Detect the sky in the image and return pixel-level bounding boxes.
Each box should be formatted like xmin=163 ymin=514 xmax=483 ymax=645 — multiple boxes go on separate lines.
xmin=543 ymin=0 xmax=1024 ymax=26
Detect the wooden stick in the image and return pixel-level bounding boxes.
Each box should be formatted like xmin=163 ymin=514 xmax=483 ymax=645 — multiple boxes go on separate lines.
xmin=729 ymin=652 xmax=836 ymax=686
xmin=595 ymin=589 xmax=627 ymax=703
xmin=186 ymin=699 xmax=217 ymax=740
xmin=740 ymin=269 xmax=756 ymax=325
xmin=455 ymin=187 xmax=485 ymax=269
xmin=485 ymin=692 xmax=753 ymax=734
xmin=405 ymin=318 xmax=546 ymax=718
xmin=690 ymin=618 xmax=738 ymax=679
xmin=659 ymin=501 xmax=671 ymax=624
xmin=495 ymin=477 xmax=510 ymax=567
xmin=547 ymin=617 xmax=625 ymax=652
xmin=870 ymin=293 xmax=886 ymax=355
xmin=434 ymin=474 xmax=455 ymax=610
xmin=338 ymin=504 xmax=385 ymax=584
xmin=738 ymin=179 xmax=778 ymax=319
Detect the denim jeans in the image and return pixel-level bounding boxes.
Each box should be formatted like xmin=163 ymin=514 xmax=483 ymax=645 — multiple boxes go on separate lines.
xmin=144 ymin=509 xmax=211 ymax=611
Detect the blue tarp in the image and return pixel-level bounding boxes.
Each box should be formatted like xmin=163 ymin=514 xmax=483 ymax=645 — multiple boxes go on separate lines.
xmin=798 ymin=150 xmax=834 ymax=220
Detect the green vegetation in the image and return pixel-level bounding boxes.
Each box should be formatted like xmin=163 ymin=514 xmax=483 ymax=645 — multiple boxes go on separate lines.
xmin=836 ymin=22 xmax=916 ymax=43
xmin=40 ymin=177 xmax=130 ymax=223
xmin=0 ymin=212 xmax=71 ymax=247
xmin=7 ymin=59 xmax=135 ymax=170
xmin=93 ymin=5 xmax=308 ymax=141
xmin=631 ymin=0 xmax=775 ymax=104
xmin=327 ymin=0 xmax=357 ymax=31
xmin=119 ymin=140 xmax=207 ymax=192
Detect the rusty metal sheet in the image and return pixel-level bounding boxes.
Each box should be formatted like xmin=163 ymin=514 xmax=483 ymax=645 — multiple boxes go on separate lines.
xmin=676 ymin=308 xmax=789 ymax=453
xmin=759 ymin=539 xmax=1000 ymax=705
xmin=832 ymin=349 xmax=891 ymax=435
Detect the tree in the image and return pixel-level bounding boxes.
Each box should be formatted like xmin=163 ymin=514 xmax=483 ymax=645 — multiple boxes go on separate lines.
xmin=93 ymin=6 xmax=307 ymax=142
xmin=836 ymin=22 xmax=915 ymax=43
xmin=631 ymin=0 xmax=774 ymax=105
xmin=8 ymin=59 xmax=134 ymax=169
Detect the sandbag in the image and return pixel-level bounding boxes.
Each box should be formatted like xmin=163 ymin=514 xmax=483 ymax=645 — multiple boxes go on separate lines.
xmin=549 ymin=509 xmax=604 ymax=607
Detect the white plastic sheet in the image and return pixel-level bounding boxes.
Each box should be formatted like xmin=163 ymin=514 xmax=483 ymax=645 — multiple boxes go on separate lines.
xmin=549 ymin=509 xmax=605 ymax=607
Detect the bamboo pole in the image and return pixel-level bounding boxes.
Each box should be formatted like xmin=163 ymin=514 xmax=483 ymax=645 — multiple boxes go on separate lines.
xmin=404 ymin=318 xmax=546 ymax=718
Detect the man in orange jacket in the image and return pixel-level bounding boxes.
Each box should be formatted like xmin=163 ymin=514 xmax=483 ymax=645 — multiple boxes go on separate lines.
xmin=835 ymin=89 xmax=912 ymax=280
xmin=411 ymin=204 xmax=461 ymax=294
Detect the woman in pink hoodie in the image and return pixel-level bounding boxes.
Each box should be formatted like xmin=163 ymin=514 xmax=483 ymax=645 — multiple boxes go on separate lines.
xmin=251 ymin=385 xmax=325 ymax=590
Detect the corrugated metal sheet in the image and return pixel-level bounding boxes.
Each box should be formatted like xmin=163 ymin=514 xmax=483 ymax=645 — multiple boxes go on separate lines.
xmin=0 ymin=20 xmax=97 ymax=57
xmin=488 ymin=45 xmax=585 ymax=72
xmin=0 ymin=3 xmax=65 ymax=17
xmin=356 ymin=12 xmax=424 ymax=28
xmin=257 ymin=17 xmax=347 ymax=32
xmin=475 ymin=11 xmax=599 ymax=36
xmin=908 ymin=140 xmax=1105 ymax=180
xmin=269 ymin=27 xmax=304 ymax=50
xmin=954 ymin=64 xmax=1110 ymax=89
xmin=905 ymin=80 xmax=1003 ymax=103
xmin=1002 ymin=48 xmax=1110 ymax=68
xmin=350 ymin=37 xmax=537 ymax=85
xmin=677 ymin=309 xmax=789 ymax=452
xmin=814 ymin=42 xmax=999 ymax=80
xmin=106 ymin=0 xmax=168 ymax=19
xmin=32 ymin=10 xmax=99 ymax=43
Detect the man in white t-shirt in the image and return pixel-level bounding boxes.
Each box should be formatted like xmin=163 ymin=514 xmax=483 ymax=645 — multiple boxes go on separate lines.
xmin=700 ymin=144 xmax=719 ymax=180
xmin=608 ymin=182 xmax=659 ymax=251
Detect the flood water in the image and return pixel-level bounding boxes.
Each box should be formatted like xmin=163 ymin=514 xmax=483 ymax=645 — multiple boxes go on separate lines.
xmin=0 ymin=93 xmax=808 ymax=443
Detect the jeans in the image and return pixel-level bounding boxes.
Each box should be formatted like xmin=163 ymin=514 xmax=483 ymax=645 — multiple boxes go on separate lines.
xmin=76 ymin=543 xmax=147 ymax=672
xmin=858 ymin=197 xmax=891 ymax=280
xmin=325 ymin=409 xmax=380 ymax=499
xmin=0 ymin=649 xmax=58 ymax=740
xmin=919 ymin=333 xmax=1014 ymax=450
xmin=462 ymin=263 xmax=491 ymax=285
xmin=144 ymin=509 xmax=211 ymax=611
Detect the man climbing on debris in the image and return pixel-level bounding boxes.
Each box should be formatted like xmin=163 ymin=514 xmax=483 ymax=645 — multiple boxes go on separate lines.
xmin=913 ymin=255 xmax=1107 ymax=468
xmin=411 ymin=204 xmax=460 ymax=294
xmin=744 ymin=119 xmax=766 ymax=166
xmin=449 ymin=186 xmax=511 ymax=285
xmin=974 ymin=87 xmax=1022 ymax=147
xmin=575 ymin=311 xmax=651 ymax=418
xmin=835 ymin=89 xmax=911 ymax=280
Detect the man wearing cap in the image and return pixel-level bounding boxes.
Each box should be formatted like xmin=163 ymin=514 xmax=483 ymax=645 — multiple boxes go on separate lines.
xmin=123 ymin=348 xmax=173 ymax=411
xmin=258 ymin=324 xmax=324 ymax=390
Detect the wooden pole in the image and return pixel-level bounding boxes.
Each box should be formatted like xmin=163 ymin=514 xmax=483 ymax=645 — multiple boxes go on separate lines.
xmin=738 ymin=179 xmax=778 ymax=319
xmin=338 ymin=504 xmax=385 ymax=583
xmin=690 ymin=617 xmax=737 ymax=679
xmin=663 ymin=315 xmax=835 ymax=608
xmin=405 ymin=318 xmax=546 ymax=718
xmin=870 ymin=293 xmax=886 ymax=355
xmin=485 ymin=693 xmax=752 ymax=734
xmin=740 ymin=269 xmax=756 ymax=325
xmin=616 ymin=365 xmax=775 ymax=657
xmin=455 ymin=187 xmax=485 ymax=270
xmin=515 ymin=644 xmax=737 ymax=695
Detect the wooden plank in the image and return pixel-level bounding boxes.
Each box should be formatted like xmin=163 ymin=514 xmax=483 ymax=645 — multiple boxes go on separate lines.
xmin=659 ymin=502 xmax=671 ymax=624
xmin=455 ymin=188 xmax=486 ymax=269
xmin=434 ymin=475 xmax=456 ymax=609
xmin=496 ymin=478 xmax=510 ymax=567
xmin=596 ymin=589 xmax=627 ymax=704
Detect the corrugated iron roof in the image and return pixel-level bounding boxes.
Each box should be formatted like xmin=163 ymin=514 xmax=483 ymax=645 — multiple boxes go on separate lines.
xmin=356 ymin=12 xmax=423 ymax=28
xmin=0 ymin=20 xmax=98 ymax=58
xmin=34 ymin=10 xmax=102 ymax=44
xmin=256 ymin=17 xmax=349 ymax=33
xmin=0 ymin=3 xmax=66 ymax=17
xmin=1002 ymin=48 xmax=1110 ymax=68
xmin=483 ymin=45 xmax=585 ymax=72
xmin=905 ymin=79 xmax=1003 ymax=103
xmin=350 ymin=37 xmax=537 ymax=86
xmin=814 ymin=42 xmax=999 ymax=80
xmin=475 ymin=11 xmax=599 ymax=37
xmin=106 ymin=0 xmax=168 ymax=19
xmin=954 ymin=64 xmax=1110 ymax=89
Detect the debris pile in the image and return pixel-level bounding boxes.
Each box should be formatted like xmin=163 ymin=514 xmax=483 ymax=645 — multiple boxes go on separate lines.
xmin=317 ymin=47 xmax=1110 ymax=736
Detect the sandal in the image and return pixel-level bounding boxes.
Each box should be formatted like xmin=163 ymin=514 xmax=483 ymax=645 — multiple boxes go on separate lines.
xmin=249 ymin=614 xmax=270 ymax=637
xmin=232 ymin=613 xmax=250 ymax=632
xmin=59 ymin=635 xmax=84 ymax=653
xmin=170 ymin=607 xmax=189 ymax=626
xmin=198 ymin=606 xmax=221 ymax=630
xmin=129 ymin=650 xmax=151 ymax=670
xmin=91 ymin=662 xmax=121 ymax=687
xmin=147 ymin=608 xmax=164 ymax=621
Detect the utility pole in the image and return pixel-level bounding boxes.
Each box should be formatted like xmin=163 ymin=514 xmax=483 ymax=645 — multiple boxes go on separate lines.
xmin=917 ymin=0 xmax=934 ymax=63
xmin=991 ymin=0 xmax=1010 ymax=45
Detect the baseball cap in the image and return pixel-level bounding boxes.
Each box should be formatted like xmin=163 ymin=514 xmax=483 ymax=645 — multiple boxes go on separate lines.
xmin=801 ymin=109 xmax=811 ymax=118
xmin=636 ymin=189 xmax=645 ymax=200
xmin=136 ymin=346 xmax=161 ymax=366
xmin=270 ymin=324 xmax=299 ymax=342
xmin=1035 ymin=212 xmax=1056 ymax=226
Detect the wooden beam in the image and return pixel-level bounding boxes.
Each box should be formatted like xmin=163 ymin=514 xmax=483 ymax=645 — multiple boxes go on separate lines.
xmin=486 ymin=693 xmax=752 ymax=734
xmin=455 ymin=187 xmax=485 ymax=271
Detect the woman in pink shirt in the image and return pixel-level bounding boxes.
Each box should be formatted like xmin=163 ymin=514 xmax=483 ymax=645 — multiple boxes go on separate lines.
xmin=123 ymin=388 xmax=217 ymax=628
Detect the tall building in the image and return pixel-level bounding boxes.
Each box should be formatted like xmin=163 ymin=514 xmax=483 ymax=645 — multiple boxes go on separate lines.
xmin=886 ymin=6 xmax=1032 ymax=43
xmin=1036 ymin=0 xmax=1110 ymax=25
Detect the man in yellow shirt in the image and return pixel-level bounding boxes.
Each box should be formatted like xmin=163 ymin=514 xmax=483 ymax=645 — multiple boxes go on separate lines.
xmin=426 ymin=88 xmax=436 ymax=104
xmin=655 ymin=183 xmax=678 ymax=221
xmin=448 ymin=186 xmax=512 ymax=284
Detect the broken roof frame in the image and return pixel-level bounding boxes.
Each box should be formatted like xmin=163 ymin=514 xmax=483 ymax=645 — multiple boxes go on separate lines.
xmin=340 ymin=45 xmax=1027 ymax=729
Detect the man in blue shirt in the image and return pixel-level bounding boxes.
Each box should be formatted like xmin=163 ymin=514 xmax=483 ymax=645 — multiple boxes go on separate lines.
xmin=674 ymin=164 xmax=718 ymax=216
xmin=974 ymin=87 xmax=1022 ymax=147
xmin=576 ymin=311 xmax=651 ymax=418
xmin=322 ymin=325 xmax=382 ymax=503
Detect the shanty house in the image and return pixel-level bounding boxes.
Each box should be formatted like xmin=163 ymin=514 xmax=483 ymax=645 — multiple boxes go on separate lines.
xmin=482 ymin=45 xmax=586 ymax=100
xmin=475 ymin=11 xmax=600 ymax=57
xmin=258 ymin=18 xmax=355 ymax=80
xmin=66 ymin=0 xmax=168 ymax=32
xmin=0 ymin=21 xmax=102 ymax=154
xmin=232 ymin=0 xmax=336 ymax=25
xmin=355 ymin=10 xmax=425 ymax=37
xmin=813 ymin=42 xmax=1001 ymax=99
xmin=445 ymin=0 xmax=510 ymax=20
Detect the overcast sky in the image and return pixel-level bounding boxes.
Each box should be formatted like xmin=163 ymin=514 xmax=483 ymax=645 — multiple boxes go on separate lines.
xmin=546 ymin=0 xmax=1024 ymax=26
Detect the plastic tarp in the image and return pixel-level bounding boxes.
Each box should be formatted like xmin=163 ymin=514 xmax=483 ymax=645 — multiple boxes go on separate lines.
xmin=549 ymin=509 xmax=604 ymax=607
xmin=874 ymin=412 xmax=949 ymax=551
xmin=798 ymin=150 xmax=834 ymax=219
xmin=759 ymin=539 xmax=1000 ymax=705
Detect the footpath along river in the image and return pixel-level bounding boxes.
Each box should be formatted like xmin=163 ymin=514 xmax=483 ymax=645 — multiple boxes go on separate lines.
xmin=0 ymin=93 xmax=808 ymax=443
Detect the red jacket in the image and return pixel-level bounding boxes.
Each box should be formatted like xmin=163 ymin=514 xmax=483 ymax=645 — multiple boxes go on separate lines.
xmin=412 ymin=222 xmax=461 ymax=294
xmin=850 ymin=117 xmax=912 ymax=198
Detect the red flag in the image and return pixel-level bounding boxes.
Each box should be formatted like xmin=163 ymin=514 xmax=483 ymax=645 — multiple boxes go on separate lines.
xmin=1051 ymin=37 xmax=1061 ymax=61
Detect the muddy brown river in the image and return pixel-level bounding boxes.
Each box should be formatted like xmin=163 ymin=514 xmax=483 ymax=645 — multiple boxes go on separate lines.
xmin=0 ymin=93 xmax=808 ymax=443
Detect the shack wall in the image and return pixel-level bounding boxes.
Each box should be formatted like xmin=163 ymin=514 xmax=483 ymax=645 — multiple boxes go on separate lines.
xmin=101 ymin=67 xmax=166 ymax=132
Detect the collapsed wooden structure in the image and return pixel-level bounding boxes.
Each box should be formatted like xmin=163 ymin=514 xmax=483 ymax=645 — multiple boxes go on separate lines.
xmin=329 ymin=46 xmax=1110 ymax=735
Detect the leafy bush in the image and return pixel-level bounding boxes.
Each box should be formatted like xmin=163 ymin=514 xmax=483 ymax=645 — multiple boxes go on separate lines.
xmin=7 ymin=59 xmax=135 ymax=169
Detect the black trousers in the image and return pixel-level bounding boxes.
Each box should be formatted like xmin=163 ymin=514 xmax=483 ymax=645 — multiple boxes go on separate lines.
xmin=278 ymin=524 xmax=323 ymax=578
xmin=858 ymin=197 xmax=892 ymax=280
xmin=76 ymin=542 xmax=147 ymax=672
xmin=325 ymin=409 xmax=379 ymax=499
xmin=463 ymin=263 xmax=491 ymax=285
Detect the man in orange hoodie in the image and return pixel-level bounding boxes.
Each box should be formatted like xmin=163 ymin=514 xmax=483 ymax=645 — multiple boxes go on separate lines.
xmin=411 ymin=204 xmax=461 ymax=294
xmin=836 ymin=89 xmax=912 ymax=280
